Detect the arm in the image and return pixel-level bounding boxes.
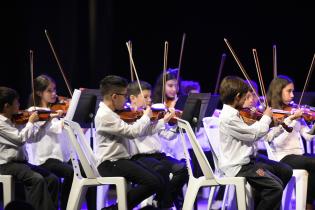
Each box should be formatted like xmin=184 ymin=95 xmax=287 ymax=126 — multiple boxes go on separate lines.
xmin=221 ymin=115 xmax=272 ymax=142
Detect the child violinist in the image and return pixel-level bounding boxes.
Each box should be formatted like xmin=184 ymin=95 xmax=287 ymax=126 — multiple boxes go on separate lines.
xmin=127 ymin=80 xmax=188 ymax=209
xmin=218 ymin=76 xmax=293 ymax=210
xmin=95 ymin=75 xmax=172 ymax=210
xmin=26 ymin=74 xmax=95 ymax=210
xmin=266 ymin=75 xmax=315 ymax=210
xmin=0 ymin=86 xmax=58 ymax=210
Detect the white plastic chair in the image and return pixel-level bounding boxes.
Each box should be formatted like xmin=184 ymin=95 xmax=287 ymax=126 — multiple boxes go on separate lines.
xmin=63 ymin=120 xmax=127 ymax=210
xmin=264 ymin=141 xmax=308 ymax=210
xmin=0 ymin=175 xmax=14 ymax=208
xmin=176 ymin=118 xmax=247 ymax=210
xmin=202 ymin=117 xmax=253 ymax=210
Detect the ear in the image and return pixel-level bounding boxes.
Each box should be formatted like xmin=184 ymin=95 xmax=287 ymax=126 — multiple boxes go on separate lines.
xmin=129 ymin=95 xmax=136 ymax=103
xmin=111 ymin=94 xmax=117 ymax=100
xmin=36 ymin=91 xmax=42 ymax=97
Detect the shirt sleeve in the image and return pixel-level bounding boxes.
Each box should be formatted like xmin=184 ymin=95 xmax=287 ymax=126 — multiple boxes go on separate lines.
xmin=96 ymin=113 xmax=151 ymax=139
xmin=0 ymin=122 xmax=36 ymax=147
xmin=221 ymin=115 xmax=272 ymax=142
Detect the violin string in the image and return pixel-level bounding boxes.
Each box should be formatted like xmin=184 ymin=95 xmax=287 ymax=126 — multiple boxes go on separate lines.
xmin=177 ymin=33 xmax=186 ymax=83
xmin=30 ymin=50 xmax=36 ymax=108
xmin=162 ymin=41 xmax=168 ymax=104
xmin=273 ymin=45 xmax=277 ymax=79
xmin=125 ymin=42 xmax=147 ymax=107
xmin=298 ymin=53 xmax=315 ymax=107
xmin=214 ymin=53 xmax=226 ymax=95
xmin=252 ymin=49 xmax=268 ymax=107
xmin=44 ymin=30 xmax=73 ymax=97
xmin=224 ymin=38 xmax=264 ymax=105
xmin=128 ymin=41 xmax=134 ymax=82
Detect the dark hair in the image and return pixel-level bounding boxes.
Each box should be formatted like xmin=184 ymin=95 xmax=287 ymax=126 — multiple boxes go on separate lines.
xmin=100 ymin=75 xmax=128 ymax=98
xmin=219 ymin=76 xmax=249 ymax=104
xmin=0 ymin=87 xmax=19 ymax=112
xmin=127 ymin=80 xmax=152 ymax=98
xmin=267 ymin=75 xmax=294 ymax=109
xmin=244 ymin=80 xmax=258 ymax=94
xmin=29 ymin=74 xmax=56 ymax=107
xmin=152 ymin=68 xmax=180 ymax=103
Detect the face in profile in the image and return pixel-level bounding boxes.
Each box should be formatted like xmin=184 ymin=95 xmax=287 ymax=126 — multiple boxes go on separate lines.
xmin=281 ymin=83 xmax=294 ymax=105
xmin=131 ymin=90 xmax=152 ymax=109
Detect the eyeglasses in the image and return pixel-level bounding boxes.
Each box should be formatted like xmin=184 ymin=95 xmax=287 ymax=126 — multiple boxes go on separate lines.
xmin=115 ymin=93 xmax=128 ymax=98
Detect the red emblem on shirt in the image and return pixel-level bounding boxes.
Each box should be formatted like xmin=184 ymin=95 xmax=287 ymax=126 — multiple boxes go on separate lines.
xmin=256 ymin=168 xmax=265 ymax=176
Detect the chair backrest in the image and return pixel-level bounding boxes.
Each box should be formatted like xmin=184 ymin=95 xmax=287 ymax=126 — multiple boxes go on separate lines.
xmin=64 ymin=120 xmax=100 ymax=178
xmin=177 ymin=118 xmax=216 ymax=180
xmin=263 ymin=141 xmax=278 ymax=161
xmin=202 ymin=117 xmax=221 ymax=174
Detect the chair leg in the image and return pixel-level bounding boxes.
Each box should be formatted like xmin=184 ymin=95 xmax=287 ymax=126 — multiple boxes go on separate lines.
xmin=2 ymin=178 xmax=14 ymax=208
xmin=66 ymin=180 xmax=86 ymax=210
xmin=182 ymin=179 xmax=200 ymax=210
xmin=295 ymin=173 xmax=308 ymax=210
xmin=234 ymin=182 xmax=246 ymax=210
xmin=115 ymin=181 xmax=128 ymax=210
xmin=206 ymin=187 xmax=216 ymax=210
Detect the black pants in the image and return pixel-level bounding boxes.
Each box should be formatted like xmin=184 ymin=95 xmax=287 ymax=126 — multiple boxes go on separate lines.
xmin=40 ymin=158 xmax=96 ymax=210
xmin=236 ymin=156 xmax=293 ymax=210
xmin=0 ymin=161 xmax=59 ymax=210
xmin=132 ymin=152 xmax=188 ymax=209
xmin=281 ymin=153 xmax=315 ymax=204
xmin=97 ymin=159 xmax=169 ymax=209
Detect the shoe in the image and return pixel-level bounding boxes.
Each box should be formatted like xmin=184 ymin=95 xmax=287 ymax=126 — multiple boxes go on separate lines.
xmin=101 ymin=204 xmax=118 ymax=210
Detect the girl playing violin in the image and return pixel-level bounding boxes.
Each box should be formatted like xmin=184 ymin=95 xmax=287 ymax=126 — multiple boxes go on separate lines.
xmin=266 ymin=75 xmax=315 ymax=210
xmin=26 ymin=74 xmax=95 ymax=210
xmin=152 ymin=68 xmax=180 ymax=108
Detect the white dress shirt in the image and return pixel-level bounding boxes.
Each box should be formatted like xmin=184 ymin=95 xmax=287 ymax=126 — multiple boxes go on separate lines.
xmin=0 ymin=115 xmax=40 ymax=164
xmin=26 ymin=118 xmax=70 ymax=165
xmin=94 ymin=102 xmax=151 ymax=165
xmin=132 ymin=119 xmax=178 ymax=155
xmin=268 ymin=118 xmax=314 ymax=161
xmin=218 ymin=104 xmax=272 ymax=177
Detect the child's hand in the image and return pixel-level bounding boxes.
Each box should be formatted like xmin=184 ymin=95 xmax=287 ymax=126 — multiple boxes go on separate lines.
xmin=263 ymin=107 xmax=273 ymax=118
xmin=163 ymin=108 xmax=176 ymax=123
xmin=28 ymin=111 xmax=39 ymax=123
xmin=290 ymin=109 xmax=303 ymax=120
xmin=50 ymin=110 xmax=64 ymax=119
xmin=143 ymin=106 xmax=152 ymax=118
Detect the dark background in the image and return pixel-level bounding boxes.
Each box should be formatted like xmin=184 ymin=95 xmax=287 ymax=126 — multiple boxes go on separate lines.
xmin=1 ymin=1 xmax=314 ymax=108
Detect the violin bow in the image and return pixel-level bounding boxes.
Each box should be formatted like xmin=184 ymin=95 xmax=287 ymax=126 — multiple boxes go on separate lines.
xmin=44 ymin=30 xmax=73 ymax=97
xmin=252 ymin=49 xmax=268 ymax=107
xmin=30 ymin=50 xmax=36 ymax=107
xmin=177 ymin=33 xmax=186 ymax=84
xmin=126 ymin=42 xmax=147 ymax=107
xmin=214 ymin=53 xmax=226 ymax=95
xmin=273 ymin=45 xmax=277 ymax=79
xmin=162 ymin=41 xmax=169 ymax=104
xmin=127 ymin=40 xmax=135 ymax=82
xmin=224 ymin=38 xmax=264 ymax=105
xmin=298 ymin=53 xmax=315 ymax=107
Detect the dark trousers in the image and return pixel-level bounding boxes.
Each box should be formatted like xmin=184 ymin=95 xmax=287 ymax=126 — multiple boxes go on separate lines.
xmin=97 ymin=159 xmax=169 ymax=209
xmin=281 ymin=154 xmax=315 ymax=204
xmin=132 ymin=152 xmax=188 ymax=209
xmin=0 ymin=161 xmax=59 ymax=210
xmin=40 ymin=158 xmax=96 ymax=210
xmin=236 ymin=156 xmax=293 ymax=210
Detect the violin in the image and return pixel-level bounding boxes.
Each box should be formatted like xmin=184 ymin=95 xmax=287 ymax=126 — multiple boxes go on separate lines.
xmin=272 ymin=105 xmax=315 ymax=123
xmin=12 ymin=109 xmax=52 ymax=125
xmin=239 ymin=107 xmax=293 ymax=132
xmin=50 ymin=96 xmax=70 ymax=113
xmin=116 ymin=104 xmax=181 ymax=124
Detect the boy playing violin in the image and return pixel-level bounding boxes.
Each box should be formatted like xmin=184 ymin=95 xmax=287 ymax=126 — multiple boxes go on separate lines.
xmin=218 ymin=76 xmax=293 ymax=210
xmin=95 ymin=75 xmax=173 ymax=210
xmin=127 ymin=80 xmax=188 ymax=209
xmin=0 ymin=86 xmax=58 ymax=210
